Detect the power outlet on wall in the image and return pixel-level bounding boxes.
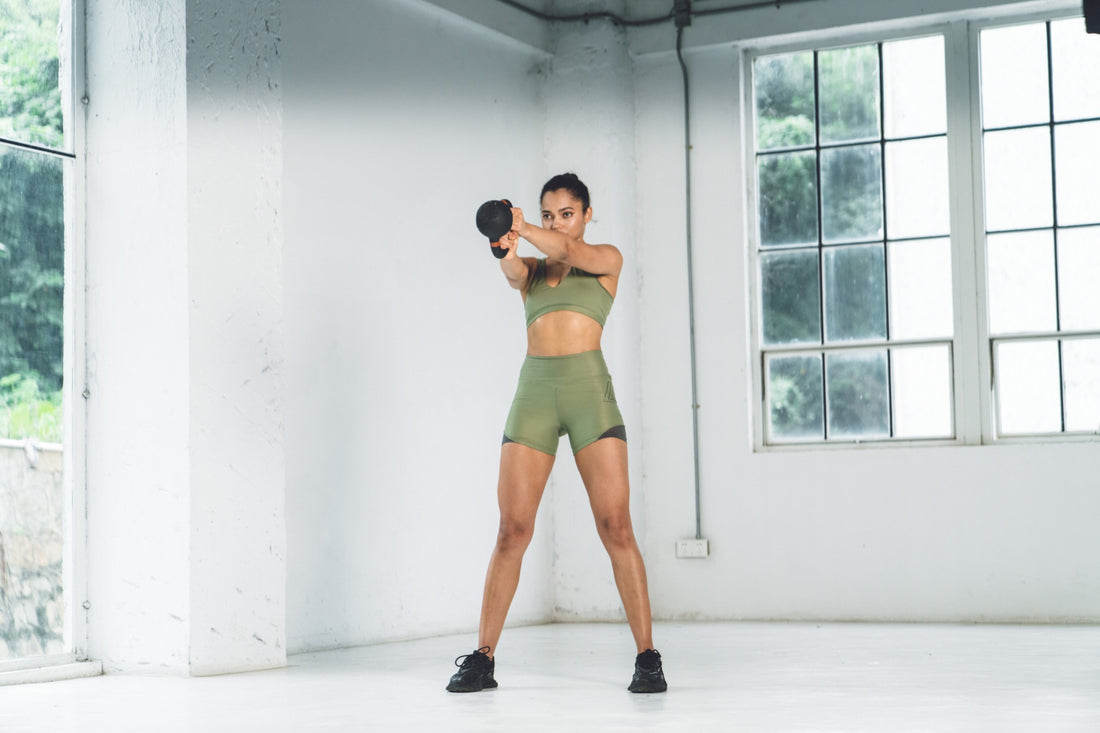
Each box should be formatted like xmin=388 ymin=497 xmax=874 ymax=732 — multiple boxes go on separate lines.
xmin=676 ymin=538 xmax=710 ymax=559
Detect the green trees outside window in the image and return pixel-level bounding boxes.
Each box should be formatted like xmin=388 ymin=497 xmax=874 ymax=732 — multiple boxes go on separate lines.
xmin=753 ymin=35 xmax=954 ymax=443
xmin=754 ymin=16 xmax=1100 ymax=444
xmin=0 ymin=0 xmax=66 ymax=661
xmin=0 ymin=0 xmax=64 ymax=444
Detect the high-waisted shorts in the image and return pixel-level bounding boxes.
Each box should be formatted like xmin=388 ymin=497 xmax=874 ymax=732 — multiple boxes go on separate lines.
xmin=503 ymin=350 xmax=626 ymax=456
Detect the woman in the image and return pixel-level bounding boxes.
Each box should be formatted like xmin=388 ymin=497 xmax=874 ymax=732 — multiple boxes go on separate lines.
xmin=447 ymin=173 xmax=666 ymax=694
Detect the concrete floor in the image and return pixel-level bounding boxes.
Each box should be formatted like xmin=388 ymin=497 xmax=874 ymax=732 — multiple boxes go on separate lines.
xmin=3 ymin=621 xmax=1099 ymax=732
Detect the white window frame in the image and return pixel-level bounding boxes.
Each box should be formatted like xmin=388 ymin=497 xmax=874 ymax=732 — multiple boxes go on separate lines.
xmin=743 ymin=1 xmax=1097 ymax=451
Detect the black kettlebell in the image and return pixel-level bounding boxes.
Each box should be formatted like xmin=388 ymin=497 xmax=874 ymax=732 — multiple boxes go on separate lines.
xmin=476 ymin=198 xmax=513 ymax=259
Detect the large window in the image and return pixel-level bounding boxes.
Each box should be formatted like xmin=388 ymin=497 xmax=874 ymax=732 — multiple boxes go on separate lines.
xmin=749 ymin=11 xmax=1100 ymax=447
xmin=0 ymin=0 xmax=76 ymax=665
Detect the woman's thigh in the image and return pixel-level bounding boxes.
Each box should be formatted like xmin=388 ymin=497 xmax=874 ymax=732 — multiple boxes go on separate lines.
xmin=496 ymin=441 xmax=556 ymax=524
xmin=572 ymin=436 xmax=631 ymax=521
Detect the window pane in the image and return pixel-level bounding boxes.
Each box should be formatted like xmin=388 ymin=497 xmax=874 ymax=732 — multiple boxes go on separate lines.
xmin=888 ymin=238 xmax=953 ymax=340
xmin=0 ymin=0 xmax=64 ymax=149
xmin=1050 ymin=17 xmax=1100 ymax=122
xmin=819 ymin=45 xmax=880 ymax=144
xmin=826 ymin=350 xmax=889 ymax=438
xmin=995 ymin=340 xmax=1061 ymax=434
xmin=883 ymin=35 xmax=946 ymax=138
xmin=980 ymin=22 xmax=1050 ymax=128
xmin=1057 ymin=227 xmax=1100 ymax=331
xmin=987 ymin=230 xmax=1057 ymax=335
xmin=0 ymin=443 xmax=64 ymax=659
xmin=767 ymin=354 xmax=824 ymax=441
xmin=885 ymin=137 xmax=949 ymax=239
xmin=983 ymin=127 xmax=1053 ymax=232
xmin=758 ymin=150 xmax=818 ymax=247
xmin=761 ymin=250 xmax=820 ymax=345
xmin=755 ymin=52 xmax=815 ymax=150
xmin=1063 ymin=338 xmax=1100 ymax=432
xmin=0 ymin=148 xmax=64 ymax=396
xmin=892 ymin=344 xmax=953 ymax=438
xmin=824 ymin=243 xmax=886 ymax=342
xmin=1054 ymin=121 xmax=1100 ymax=227
xmin=821 ymin=144 xmax=883 ymax=243
xmin=0 ymin=146 xmax=66 ymax=661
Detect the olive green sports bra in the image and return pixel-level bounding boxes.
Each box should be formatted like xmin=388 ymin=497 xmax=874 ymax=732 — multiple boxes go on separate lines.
xmin=524 ymin=258 xmax=614 ymax=328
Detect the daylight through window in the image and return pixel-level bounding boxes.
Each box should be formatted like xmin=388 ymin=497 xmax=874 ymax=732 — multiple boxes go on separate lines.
xmin=0 ymin=0 xmax=73 ymax=663
xmin=754 ymin=35 xmax=953 ymax=444
xmin=750 ymin=12 xmax=1100 ymax=446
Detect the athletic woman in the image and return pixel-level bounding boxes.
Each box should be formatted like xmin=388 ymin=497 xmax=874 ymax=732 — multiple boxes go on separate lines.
xmin=446 ymin=173 xmax=666 ymax=694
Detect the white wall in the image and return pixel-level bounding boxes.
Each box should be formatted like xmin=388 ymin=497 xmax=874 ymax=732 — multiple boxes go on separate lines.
xmin=281 ymin=0 xmax=1099 ymax=655
xmin=82 ymin=0 xmax=1098 ymax=675
xmin=283 ymin=0 xmax=555 ymax=652
xmin=630 ymin=0 xmax=1100 ymax=623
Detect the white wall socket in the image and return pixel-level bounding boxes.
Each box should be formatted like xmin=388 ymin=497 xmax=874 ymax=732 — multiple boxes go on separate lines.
xmin=676 ymin=538 xmax=710 ymax=559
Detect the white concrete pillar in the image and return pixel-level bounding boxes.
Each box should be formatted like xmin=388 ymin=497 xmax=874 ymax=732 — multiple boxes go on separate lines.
xmin=84 ymin=0 xmax=285 ymax=675
xmin=84 ymin=0 xmax=192 ymax=674
xmin=184 ymin=0 xmax=285 ymax=676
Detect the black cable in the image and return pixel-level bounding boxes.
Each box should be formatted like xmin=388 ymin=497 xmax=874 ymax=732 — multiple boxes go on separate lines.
xmin=492 ymin=0 xmax=671 ymax=27
xmin=0 ymin=135 xmax=75 ymax=160
xmin=692 ymin=0 xmax=821 ymax=20
xmin=494 ymin=0 xmax=821 ymax=29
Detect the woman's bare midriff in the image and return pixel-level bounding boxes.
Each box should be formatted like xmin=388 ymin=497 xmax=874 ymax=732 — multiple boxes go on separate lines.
xmin=526 ymin=310 xmax=604 ymax=356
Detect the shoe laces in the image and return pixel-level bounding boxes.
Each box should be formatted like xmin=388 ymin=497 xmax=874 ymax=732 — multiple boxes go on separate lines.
xmin=454 ymin=646 xmax=492 ymax=670
xmin=636 ymin=649 xmax=662 ymax=670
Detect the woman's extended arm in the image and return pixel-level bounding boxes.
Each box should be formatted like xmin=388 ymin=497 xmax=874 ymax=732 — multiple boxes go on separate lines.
xmin=511 ymin=207 xmax=622 ymax=278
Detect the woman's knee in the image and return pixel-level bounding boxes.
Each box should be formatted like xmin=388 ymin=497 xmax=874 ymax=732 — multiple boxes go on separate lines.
xmin=596 ymin=513 xmax=636 ymax=551
xmin=496 ymin=517 xmax=535 ymax=554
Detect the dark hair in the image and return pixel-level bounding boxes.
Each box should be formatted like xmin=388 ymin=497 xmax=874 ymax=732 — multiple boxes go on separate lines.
xmin=540 ymin=172 xmax=590 ymax=211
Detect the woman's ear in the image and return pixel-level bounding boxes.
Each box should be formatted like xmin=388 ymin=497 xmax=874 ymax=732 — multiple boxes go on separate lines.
xmin=584 ymin=207 xmax=593 ymax=223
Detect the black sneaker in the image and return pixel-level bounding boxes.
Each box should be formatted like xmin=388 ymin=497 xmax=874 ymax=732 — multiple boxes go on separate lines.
xmin=628 ymin=648 xmax=667 ymax=693
xmin=446 ymin=647 xmax=498 ymax=692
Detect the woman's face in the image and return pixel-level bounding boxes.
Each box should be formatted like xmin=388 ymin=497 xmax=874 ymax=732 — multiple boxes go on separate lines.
xmin=540 ymin=189 xmax=591 ymax=240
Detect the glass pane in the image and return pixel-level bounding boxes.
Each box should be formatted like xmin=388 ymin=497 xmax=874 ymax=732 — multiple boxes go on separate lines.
xmin=761 ymin=250 xmax=821 ymax=345
xmin=987 ymin=230 xmax=1057 ymax=335
xmin=826 ymin=350 xmax=889 ymax=438
xmin=995 ymin=340 xmax=1061 ymax=434
xmin=755 ymin=52 xmax=815 ymax=150
xmin=1057 ymin=227 xmax=1100 ymax=331
xmin=888 ymin=238 xmax=953 ymax=340
xmin=1063 ymin=338 xmax=1100 ymax=432
xmin=821 ymin=144 xmax=883 ymax=244
xmin=0 ymin=0 xmax=64 ymax=149
xmin=1054 ymin=121 xmax=1100 ymax=227
xmin=767 ymin=354 xmax=824 ymax=441
xmin=758 ymin=151 xmax=818 ymax=247
xmin=980 ymin=22 xmax=1050 ymax=129
xmin=983 ymin=127 xmax=1053 ymax=232
xmin=1050 ymin=17 xmax=1100 ymax=122
xmin=892 ymin=345 xmax=953 ymax=438
xmin=0 ymin=148 xmax=63 ymax=404
xmin=819 ymin=45 xmax=880 ymax=144
xmin=0 ymin=146 xmax=66 ymax=661
xmin=883 ymin=35 xmax=946 ymax=138
xmin=823 ymin=243 xmax=886 ymax=342
xmin=885 ymin=137 xmax=949 ymax=239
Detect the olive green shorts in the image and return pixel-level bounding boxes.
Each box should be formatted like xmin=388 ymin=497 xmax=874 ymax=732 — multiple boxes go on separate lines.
xmin=503 ymin=350 xmax=626 ymax=456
